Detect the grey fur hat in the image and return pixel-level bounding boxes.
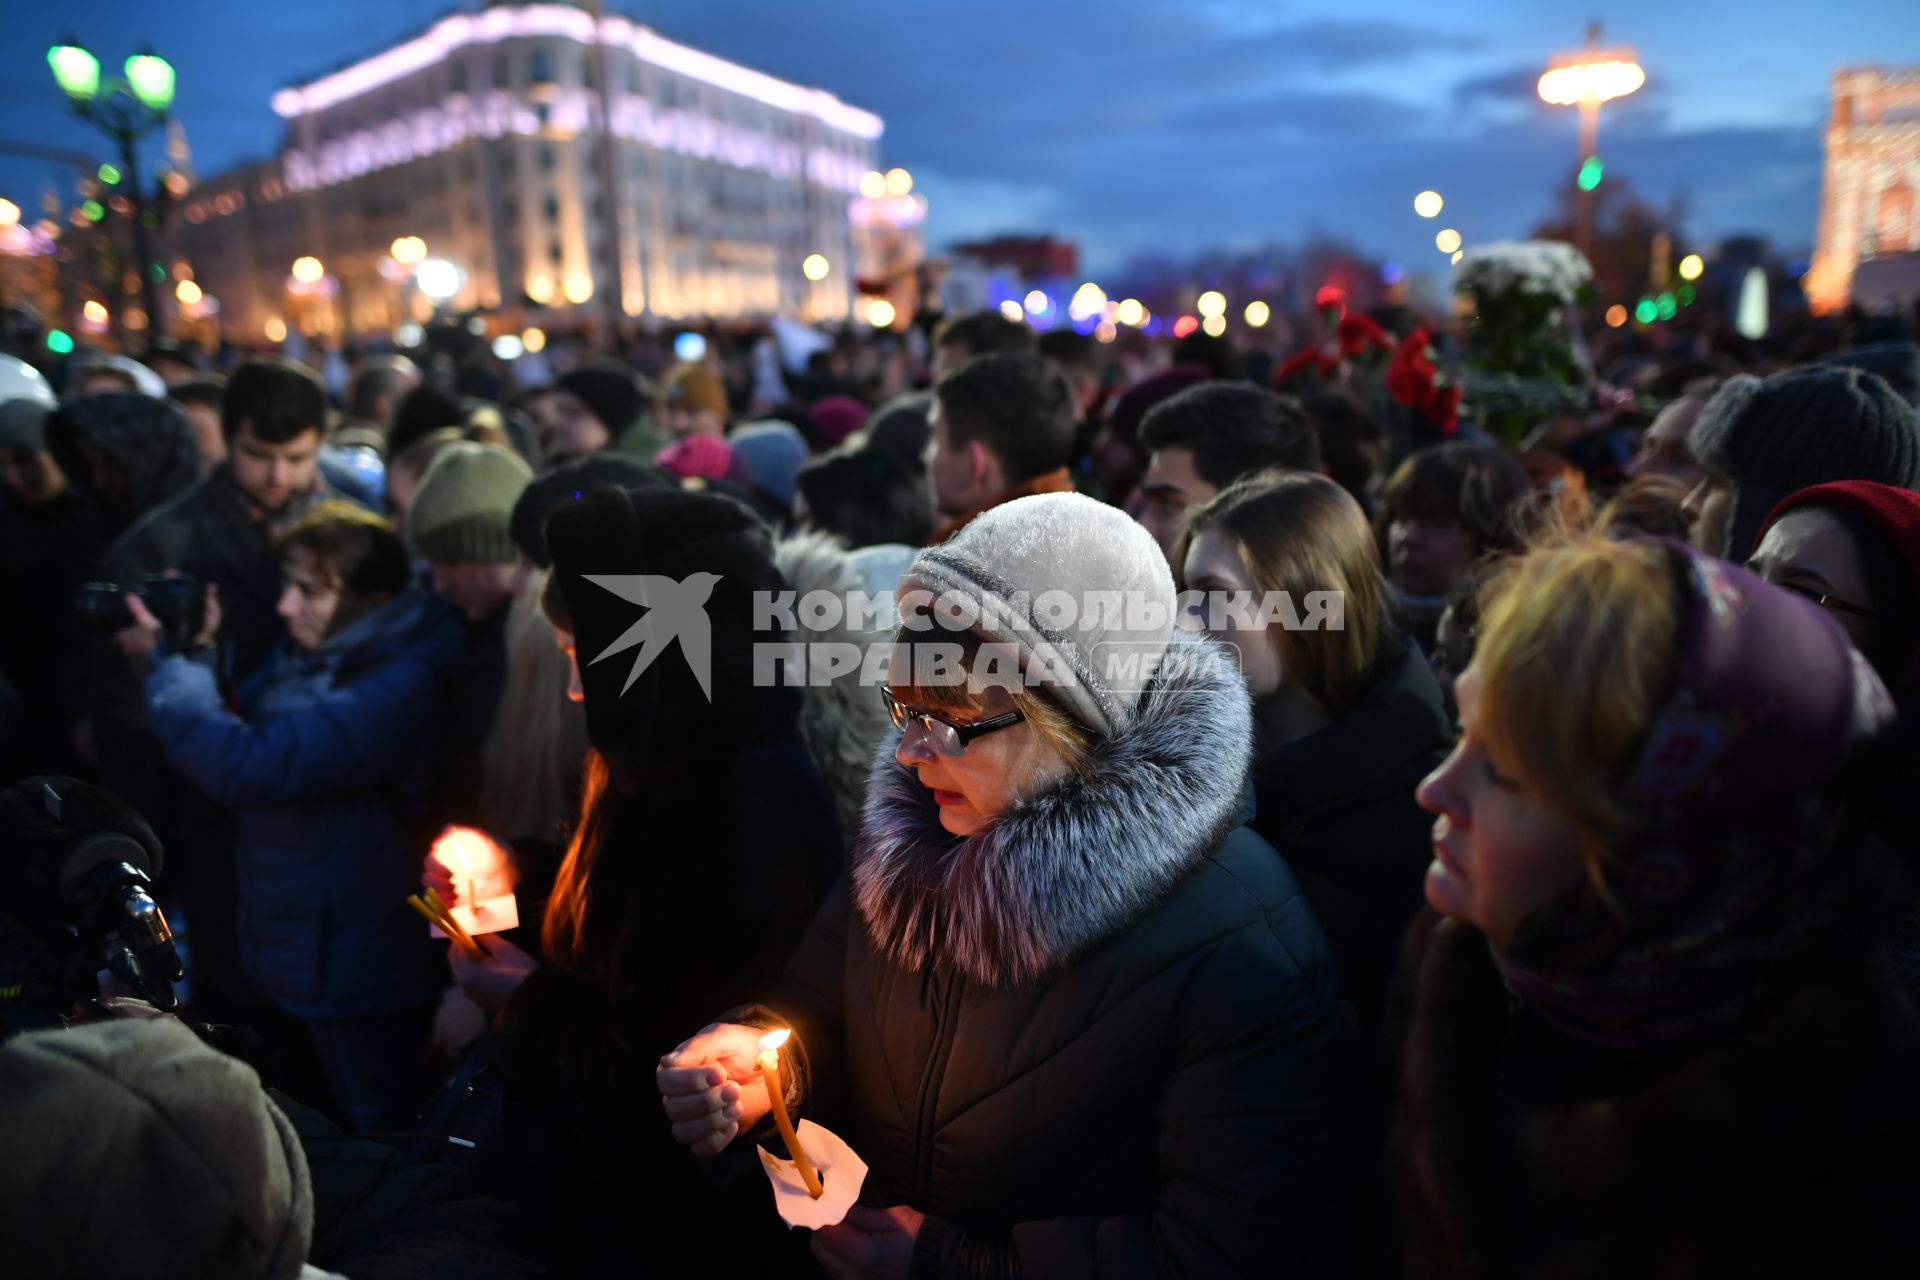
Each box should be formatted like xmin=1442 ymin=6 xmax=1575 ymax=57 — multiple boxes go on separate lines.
xmin=1688 ymin=364 xmax=1920 ymax=557
xmin=898 ymin=492 xmax=1175 ymax=735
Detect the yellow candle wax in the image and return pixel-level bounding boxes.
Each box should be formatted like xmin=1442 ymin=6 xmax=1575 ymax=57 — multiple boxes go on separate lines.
xmin=757 ymin=1029 xmax=822 ymax=1199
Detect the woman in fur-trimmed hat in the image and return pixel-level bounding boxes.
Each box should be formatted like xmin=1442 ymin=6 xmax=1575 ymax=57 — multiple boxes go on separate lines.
xmin=659 ymin=491 xmax=1363 ymax=1277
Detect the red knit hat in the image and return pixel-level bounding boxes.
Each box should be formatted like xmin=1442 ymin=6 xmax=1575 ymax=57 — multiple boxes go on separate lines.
xmin=1760 ymin=480 xmax=1920 ymax=590
xmin=655 ymin=434 xmax=747 ymax=487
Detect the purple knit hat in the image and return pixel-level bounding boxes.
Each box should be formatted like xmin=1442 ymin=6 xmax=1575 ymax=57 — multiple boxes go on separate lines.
xmin=1494 ymin=542 xmax=1894 ymax=1051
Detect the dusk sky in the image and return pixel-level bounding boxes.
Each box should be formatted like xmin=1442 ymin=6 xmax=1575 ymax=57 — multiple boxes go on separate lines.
xmin=2 ymin=0 xmax=1916 ymax=277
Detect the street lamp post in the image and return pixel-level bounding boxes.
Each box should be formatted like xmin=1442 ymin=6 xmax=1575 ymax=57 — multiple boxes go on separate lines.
xmin=48 ymin=40 xmax=176 ymax=343
xmin=1538 ymin=23 xmax=1643 ymax=261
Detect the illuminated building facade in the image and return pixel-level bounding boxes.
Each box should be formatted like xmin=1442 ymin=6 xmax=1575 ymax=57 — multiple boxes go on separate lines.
xmin=1806 ymin=65 xmax=1920 ymax=315
xmin=172 ymin=1 xmax=880 ymax=339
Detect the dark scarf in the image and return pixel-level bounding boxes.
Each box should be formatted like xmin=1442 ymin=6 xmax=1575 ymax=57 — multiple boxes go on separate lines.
xmin=1492 ymin=544 xmax=1894 ymax=1052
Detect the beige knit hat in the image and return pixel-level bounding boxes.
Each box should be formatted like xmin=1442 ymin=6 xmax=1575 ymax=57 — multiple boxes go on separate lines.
xmin=0 ymin=1016 xmax=314 ymax=1279
xmin=407 ymin=441 xmax=534 ymax=565
xmin=897 ymin=492 xmax=1176 ymax=735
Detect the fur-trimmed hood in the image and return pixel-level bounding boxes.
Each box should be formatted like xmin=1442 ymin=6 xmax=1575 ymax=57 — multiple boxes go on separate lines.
xmin=851 ymin=629 xmax=1254 ymax=988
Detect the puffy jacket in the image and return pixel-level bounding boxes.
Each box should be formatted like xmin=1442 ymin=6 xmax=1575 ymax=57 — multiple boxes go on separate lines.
xmin=145 ymin=589 xmax=466 ymax=1018
xmin=762 ymin=630 xmax=1364 ymax=1277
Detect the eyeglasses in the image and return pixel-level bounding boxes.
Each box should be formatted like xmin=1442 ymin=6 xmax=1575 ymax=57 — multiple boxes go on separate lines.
xmin=1776 ymin=580 xmax=1875 ymax=620
xmin=882 ymin=687 xmax=1025 ymax=756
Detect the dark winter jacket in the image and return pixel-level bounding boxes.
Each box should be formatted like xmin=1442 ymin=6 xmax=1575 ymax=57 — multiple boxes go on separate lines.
xmin=764 ymin=629 xmax=1364 ymax=1277
xmin=483 ymin=706 xmax=842 ymax=1272
xmin=432 ymin=598 xmax=510 ymax=829
xmin=144 ymin=589 xmax=466 ymax=1018
xmin=1385 ymin=910 xmax=1920 ymax=1279
xmin=1251 ymin=642 xmax=1452 ymax=1033
xmin=0 ymin=487 xmax=106 ymax=773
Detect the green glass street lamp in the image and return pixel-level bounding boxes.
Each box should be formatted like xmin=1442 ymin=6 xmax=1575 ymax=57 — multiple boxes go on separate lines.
xmin=45 ymin=38 xmax=177 ymax=342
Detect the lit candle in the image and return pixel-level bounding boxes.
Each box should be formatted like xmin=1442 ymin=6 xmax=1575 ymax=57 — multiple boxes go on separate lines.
xmin=757 ymin=1028 xmax=822 ymax=1199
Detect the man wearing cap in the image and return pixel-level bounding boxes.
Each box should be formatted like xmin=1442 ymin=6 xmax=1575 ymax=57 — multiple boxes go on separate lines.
xmin=408 ymin=441 xmax=534 ymax=826
xmin=1685 ymin=364 xmax=1920 ymax=559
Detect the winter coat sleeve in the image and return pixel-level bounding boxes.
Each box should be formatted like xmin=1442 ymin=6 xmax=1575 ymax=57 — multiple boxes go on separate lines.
xmin=764 ymin=881 xmax=853 ymax=1121
xmin=923 ymin=909 xmax=1365 ymax=1280
xmin=143 ymin=652 xmax=441 ymax=808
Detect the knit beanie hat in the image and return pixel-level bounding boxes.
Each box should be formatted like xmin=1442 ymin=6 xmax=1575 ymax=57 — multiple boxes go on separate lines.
xmin=0 ymin=399 xmax=50 ymax=453
xmin=808 ymin=395 xmax=868 ymax=450
xmin=0 ymin=1017 xmax=314 ymax=1280
xmin=1825 ymin=342 xmax=1920 ymax=408
xmin=1761 ymin=479 xmax=1920 ymax=599
xmin=897 ymin=491 xmax=1175 ymax=736
xmin=557 ymin=360 xmax=648 ymax=435
xmin=385 ymin=383 xmax=467 ymax=462
xmin=656 ymin=433 xmax=747 ymax=486
xmin=662 ymin=360 xmax=727 ymax=419
xmin=1689 ymin=365 xmax=1920 ymax=558
xmin=727 ymin=420 xmax=811 ymax=507
xmin=511 ymin=454 xmax=674 ymax=568
xmin=407 ymin=441 xmax=534 ymax=565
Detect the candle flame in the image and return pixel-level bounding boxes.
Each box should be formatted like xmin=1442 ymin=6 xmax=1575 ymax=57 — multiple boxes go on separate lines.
xmin=758 ymin=1028 xmax=791 ymax=1053
xmin=431 ymin=826 xmax=500 ymax=878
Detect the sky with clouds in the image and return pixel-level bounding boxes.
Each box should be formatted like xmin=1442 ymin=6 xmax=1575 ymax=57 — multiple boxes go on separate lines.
xmin=2 ymin=0 xmax=1914 ymax=276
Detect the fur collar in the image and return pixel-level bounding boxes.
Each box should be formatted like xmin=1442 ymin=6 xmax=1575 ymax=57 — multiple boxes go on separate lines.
xmin=851 ymin=629 xmax=1254 ymax=988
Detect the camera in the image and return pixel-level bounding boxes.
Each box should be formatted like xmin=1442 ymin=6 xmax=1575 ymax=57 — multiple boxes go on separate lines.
xmin=1 ymin=778 xmax=185 ymax=1036
xmin=75 ymin=574 xmax=206 ymax=651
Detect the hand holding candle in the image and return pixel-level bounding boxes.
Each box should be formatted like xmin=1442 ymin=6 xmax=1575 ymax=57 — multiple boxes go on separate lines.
xmin=424 ymin=826 xmax=519 ymax=937
xmin=758 ymin=1029 xmax=822 ymax=1199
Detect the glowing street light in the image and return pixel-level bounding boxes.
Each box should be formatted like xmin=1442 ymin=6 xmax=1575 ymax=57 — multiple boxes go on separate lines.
xmin=1414 ymin=190 xmax=1444 ymax=218
xmin=1606 ymin=304 xmax=1628 ymax=327
xmin=1244 ymin=300 xmax=1271 ymax=328
xmin=1678 ymin=253 xmax=1705 ymax=281
xmin=1116 ymin=298 xmax=1147 ymax=327
xmin=48 ymin=39 xmax=178 ymax=338
xmin=1201 ymin=314 xmax=1227 ymax=337
xmin=416 ymin=258 xmax=462 ymax=302
xmin=47 ymin=45 xmax=102 ymax=102
xmin=0 ymin=199 xmax=18 ymax=228
xmin=291 ymin=256 xmax=325 ymax=284
xmin=390 ymin=236 xmax=428 ymax=265
xmin=997 ymin=299 xmax=1024 ymax=322
xmin=1540 ymin=23 xmax=1643 ymax=258
xmin=1435 ymin=228 xmax=1462 ymax=254
xmin=1023 ymin=289 xmax=1049 ymax=316
xmin=867 ymin=298 xmax=897 ymax=328
xmin=522 ymin=326 xmax=548 ymax=353
xmin=1196 ymin=290 xmax=1227 ymax=319
xmin=82 ymin=300 xmax=109 ymax=325
xmin=802 ymin=253 xmax=831 ymax=281
xmin=175 ymin=280 xmax=202 ymax=305
xmin=859 ymin=170 xmax=887 ymax=200
xmin=884 ymin=167 xmax=913 ymax=197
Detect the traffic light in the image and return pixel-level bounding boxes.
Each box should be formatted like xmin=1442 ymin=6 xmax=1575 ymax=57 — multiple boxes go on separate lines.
xmin=1577 ymin=156 xmax=1604 ymax=192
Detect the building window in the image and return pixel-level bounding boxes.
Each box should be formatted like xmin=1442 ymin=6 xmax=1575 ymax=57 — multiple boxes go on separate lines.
xmin=531 ymin=50 xmax=553 ymax=84
xmin=539 ymin=145 xmax=555 ymax=172
xmin=544 ymin=194 xmax=560 ymax=222
xmin=549 ymin=240 xmax=564 ymax=265
xmin=450 ymin=61 xmax=466 ymax=93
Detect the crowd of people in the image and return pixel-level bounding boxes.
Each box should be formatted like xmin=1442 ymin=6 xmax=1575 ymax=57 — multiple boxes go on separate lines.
xmin=1 ymin=287 xmax=1920 ymax=1277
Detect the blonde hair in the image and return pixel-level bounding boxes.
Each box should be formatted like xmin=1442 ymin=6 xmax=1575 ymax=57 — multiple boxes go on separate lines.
xmin=1471 ymin=531 xmax=1681 ymax=880
xmin=1184 ymin=469 xmax=1394 ymax=717
xmin=472 ymin=569 xmax=589 ymax=843
xmin=886 ymin=627 xmax=1096 ymax=776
